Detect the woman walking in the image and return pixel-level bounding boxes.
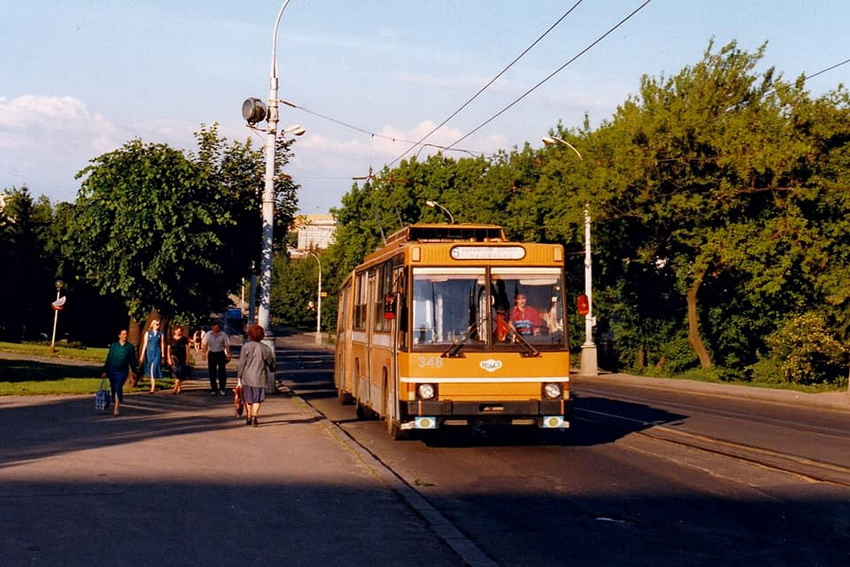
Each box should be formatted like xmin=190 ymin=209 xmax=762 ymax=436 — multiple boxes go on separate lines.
xmin=167 ymin=325 xmax=190 ymax=394
xmin=139 ymin=319 xmax=165 ymax=393
xmin=102 ymin=329 xmax=138 ymax=416
xmin=237 ymin=324 xmax=275 ymax=427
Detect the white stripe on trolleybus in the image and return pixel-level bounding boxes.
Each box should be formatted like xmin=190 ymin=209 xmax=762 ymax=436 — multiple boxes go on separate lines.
xmin=400 ymin=376 xmax=569 ymax=383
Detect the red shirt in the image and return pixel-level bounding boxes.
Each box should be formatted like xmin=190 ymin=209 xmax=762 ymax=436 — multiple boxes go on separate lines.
xmin=510 ymin=305 xmax=542 ymax=334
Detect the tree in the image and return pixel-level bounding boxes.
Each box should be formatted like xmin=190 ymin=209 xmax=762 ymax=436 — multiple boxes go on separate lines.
xmin=568 ymin=41 xmax=834 ymax=371
xmin=0 ymin=187 xmax=57 ymax=340
xmin=270 ymin=251 xmax=325 ymax=330
xmin=71 ymin=126 xmax=299 ymax=334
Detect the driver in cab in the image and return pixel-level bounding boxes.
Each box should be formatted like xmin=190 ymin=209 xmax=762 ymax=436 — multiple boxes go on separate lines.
xmin=510 ymin=292 xmax=543 ymax=336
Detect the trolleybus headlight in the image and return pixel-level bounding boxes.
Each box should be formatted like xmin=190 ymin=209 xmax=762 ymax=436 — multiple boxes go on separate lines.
xmin=543 ymin=383 xmax=562 ymax=399
xmin=417 ymin=383 xmax=436 ymax=400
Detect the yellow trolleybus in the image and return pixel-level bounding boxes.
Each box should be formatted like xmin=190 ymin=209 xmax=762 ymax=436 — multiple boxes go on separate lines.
xmin=335 ymin=224 xmax=571 ymax=439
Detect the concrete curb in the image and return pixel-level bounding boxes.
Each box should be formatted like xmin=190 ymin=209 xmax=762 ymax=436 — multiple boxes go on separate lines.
xmin=291 ymin=389 xmax=498 ymax=567
xmin=576 ymin=371 xmax=850 ymax=411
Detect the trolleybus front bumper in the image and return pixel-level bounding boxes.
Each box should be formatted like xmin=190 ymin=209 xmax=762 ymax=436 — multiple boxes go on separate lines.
xmin=402 ymin=399 xmax=571 ymax=429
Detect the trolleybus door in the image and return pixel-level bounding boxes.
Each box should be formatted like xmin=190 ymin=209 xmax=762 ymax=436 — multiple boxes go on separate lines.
xmin=386 ymin=266 xmax=404 ymax=424
xmin=365 ymin=270 xmax=377 ymax=409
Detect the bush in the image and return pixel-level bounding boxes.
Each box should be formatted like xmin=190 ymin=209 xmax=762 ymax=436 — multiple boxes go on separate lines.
xmin=747 ymin=356 xmax=785 ymax=384
xmin=756 ymin=313 xmax=846 ymax=386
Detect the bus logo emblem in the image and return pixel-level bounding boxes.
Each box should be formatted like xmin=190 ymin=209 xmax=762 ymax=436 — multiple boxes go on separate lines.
xmin=480 ymin=359 xmax=502 ymax=372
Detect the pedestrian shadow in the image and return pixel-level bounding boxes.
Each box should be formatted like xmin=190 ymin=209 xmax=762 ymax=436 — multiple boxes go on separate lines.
xmin=0 ymin=386 xmax=314 ymax=470
xmin=249 ymin=415 xmax=323 ymax=427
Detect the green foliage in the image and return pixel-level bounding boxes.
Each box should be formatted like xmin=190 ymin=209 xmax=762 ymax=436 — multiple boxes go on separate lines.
xmin=270 ymin=252 xmax=324 ymax=330
xmin=0 ymin=187 xmax=129 ymax=346
xmin=0 ymin=187 xmax=57 ymax=341
xmin=0 ymin=341 xmax=106 ymax=362
xmin=747 ymin=356 xmax=785 ymax=385
xmin=756 ymin=313 xmax=846 ymax=385
xmin=74 ymin=139 xmax=222 ymax=321
xmin=71 ymin=125 xmax=299 ymax=325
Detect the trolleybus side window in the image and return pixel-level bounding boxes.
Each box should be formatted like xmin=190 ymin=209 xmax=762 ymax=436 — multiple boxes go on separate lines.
xmin=353 ymin=271 xmax=369 ymax=330
xmin=373 ymin=257 xmax=402 ymax=333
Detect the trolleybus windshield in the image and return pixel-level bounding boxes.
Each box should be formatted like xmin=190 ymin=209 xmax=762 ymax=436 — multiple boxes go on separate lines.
xmin=411 ymin=266 xmax=565 ymax=350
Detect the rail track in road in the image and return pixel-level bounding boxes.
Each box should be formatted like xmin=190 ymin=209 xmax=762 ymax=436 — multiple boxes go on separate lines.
xmin=575 ymin=403 xmax=850 ymax=489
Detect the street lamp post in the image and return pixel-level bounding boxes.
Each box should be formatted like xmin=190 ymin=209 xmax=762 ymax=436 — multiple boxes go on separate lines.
xmin=580 ymin=205 xmax=598 ymax=377
xmin=239 ymin=0 xmax=297 ymax=392
xmin=542 ymin=136 xmax=583 ymax=160
xmin=50 ymin=280 xmax=65 ymax=353
xmin=425 ymin=200 xmax=455 ymax=224
xmin=259 ymin=0 xmax=294 ymax=359
xmin=306 ymin=251 xmax=322 ymax=344
xmin=542 ymin=135 xmax=597 ymax=376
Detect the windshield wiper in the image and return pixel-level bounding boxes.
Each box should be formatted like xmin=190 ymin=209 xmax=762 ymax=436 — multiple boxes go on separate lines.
xmin=504 ymin=323 xmax=541 ymax=357
xmin=443 ymin=322 xmax=478 ymax=358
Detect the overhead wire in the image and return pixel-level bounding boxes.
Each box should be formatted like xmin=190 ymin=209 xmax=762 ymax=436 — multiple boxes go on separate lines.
xmin=280 ymin=0 xmax=645 ymax=181
xmin=385 ymin=0 xmax=587 ymax=169
xmin=803 ymin=57 xmax=850 ymax=82
xmin=446 ymin=0 xmax=653 ymax=150
xmin=281 ymin=98 xmax=491 ymax=159
xmin=281 ymin=52 xmax=846 ymax=161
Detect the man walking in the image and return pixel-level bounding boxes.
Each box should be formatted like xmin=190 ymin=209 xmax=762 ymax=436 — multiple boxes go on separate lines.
xmin=202 ymin=322 xmax=231 ymax=395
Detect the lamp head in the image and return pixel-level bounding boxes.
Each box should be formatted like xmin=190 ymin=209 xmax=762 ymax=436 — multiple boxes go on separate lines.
xmin=242 ymin=98 xmax=267 ymax=125
xmin=284 ymin=124 xmax=306 ymax=137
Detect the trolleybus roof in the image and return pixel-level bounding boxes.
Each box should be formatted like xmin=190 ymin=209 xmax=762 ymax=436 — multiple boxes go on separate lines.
xmin=384 ymin=224 xmax=506 ymax=246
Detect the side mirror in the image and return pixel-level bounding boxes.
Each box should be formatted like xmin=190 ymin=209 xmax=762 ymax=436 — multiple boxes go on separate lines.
xmin=383 ymin=294 xmax=397 ymax=319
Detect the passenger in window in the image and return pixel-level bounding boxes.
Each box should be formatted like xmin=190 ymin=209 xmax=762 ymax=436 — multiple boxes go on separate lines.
xmin=510 ymin=293 xmax=544 ymax=336
xmin=492 ymin=279 xmax=511 ymax=341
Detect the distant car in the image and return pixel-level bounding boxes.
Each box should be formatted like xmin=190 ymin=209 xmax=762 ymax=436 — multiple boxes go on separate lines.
xmin=225 ymin=308 xmax=245 ymax=336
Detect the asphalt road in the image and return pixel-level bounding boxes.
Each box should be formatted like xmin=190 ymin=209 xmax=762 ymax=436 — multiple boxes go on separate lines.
xmin=279 ymin=337 xmax=850 ymax=567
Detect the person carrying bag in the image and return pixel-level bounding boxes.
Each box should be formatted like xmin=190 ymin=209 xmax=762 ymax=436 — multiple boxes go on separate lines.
xmin=94 ymin=378 xmax=111 ymax=412
xmin=102 ymin=329 xmax=139 ymax=417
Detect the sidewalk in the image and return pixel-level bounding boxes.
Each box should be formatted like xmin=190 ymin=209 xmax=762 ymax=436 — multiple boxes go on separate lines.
xmin=576 ymin=371 xmax=850 ymax=411
xmin=0 ymin=370 xmax=462 ymax=566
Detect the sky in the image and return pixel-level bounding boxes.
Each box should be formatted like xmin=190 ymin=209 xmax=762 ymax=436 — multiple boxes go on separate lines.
xmin=2 ymin=0 xmax=849 ymax=214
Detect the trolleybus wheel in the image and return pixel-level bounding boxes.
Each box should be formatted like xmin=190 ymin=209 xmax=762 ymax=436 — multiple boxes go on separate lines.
xmin=384 ymin=378 xmax=406 ymax=440
xmin=387 ymin=418 xmax=405 ymax=440
xmin=338 ymin=388 xmax=353 ymax=405
xmin=355 ymin=402 xmax=367 ymax=420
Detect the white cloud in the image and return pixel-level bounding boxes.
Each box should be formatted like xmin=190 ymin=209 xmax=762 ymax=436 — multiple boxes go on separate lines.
xmin=0 ymin=95 xmax=129 ymax=199
xmin=301 ymin=120 xmax=482 ymax=159
xmin=0 ymin=95 xmax=124 ymax=153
